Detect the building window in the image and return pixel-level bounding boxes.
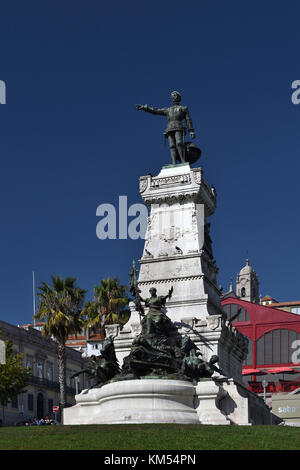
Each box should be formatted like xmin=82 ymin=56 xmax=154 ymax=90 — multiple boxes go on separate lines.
xmin=26 ymin=355 xmax=34 ymax=372
xmin=46 ymin=363 xmax=53 ymax=382
xmin=66 ymin=370 xmax=72 ymax=387
xmin=264 ymin=332 xmax=272 ymax=364
xmin=48 ymin=399 xmax=53 ymax=413
xmin=241 ymin=287 xmax=246 ymax=297
xmin=273 ymin=329 xmax=280 ymax=364
xmin=281 ymin=329 xmax=288 ymax=363
xmin=28 ymin=394 xmax=34 ymax=411
xmin=36 ymin=361 xmax=44 ymax=379
xmin=256 ymin=329 xmax=300 ymax=365
xmin=257 ymin=335 xmax=264 ymax=364
xmin=223 ymin=303 xmax=250 ymax=322
xmin=11 ymin=396 xmax=18 ymax=408
xmin=244 ymin=338 xmax=253 ymax=365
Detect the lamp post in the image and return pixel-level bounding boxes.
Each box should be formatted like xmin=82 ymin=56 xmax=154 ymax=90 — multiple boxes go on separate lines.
xmin=75 ymin=376 xmax=80 ymax=395
xmin=262 ymin=379 xmax=268 ymax=403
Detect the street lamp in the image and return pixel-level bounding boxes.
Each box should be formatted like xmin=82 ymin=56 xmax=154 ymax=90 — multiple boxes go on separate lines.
xmin=262 ymin=379 xmax=268 ymax=403
xmin=74 ymin=376 xmax=80 ymax=395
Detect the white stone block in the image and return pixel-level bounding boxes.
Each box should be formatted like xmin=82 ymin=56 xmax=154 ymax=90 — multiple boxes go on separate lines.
xmin=195 ymin=379 xmax=230 ymax=425
xmin=64 ymin=379 xmax=199 ymax=425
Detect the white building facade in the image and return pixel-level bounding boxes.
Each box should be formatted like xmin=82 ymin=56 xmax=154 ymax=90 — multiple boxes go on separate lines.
xmin=0 ymin=320 xmax=86 ymax=426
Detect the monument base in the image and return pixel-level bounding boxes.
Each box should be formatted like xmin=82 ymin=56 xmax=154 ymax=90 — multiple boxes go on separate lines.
xmin=64 ymin=379 xmax=199 ymax=425
xmin=64 ymin=377 xmax=278 ymax=426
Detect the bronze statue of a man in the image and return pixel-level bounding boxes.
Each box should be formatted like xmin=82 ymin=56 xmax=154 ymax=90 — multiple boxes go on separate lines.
xmin=134 ymin=286 xmax=173 ymax=336
xmin=136 ymin=91 xmax=196 ymax=165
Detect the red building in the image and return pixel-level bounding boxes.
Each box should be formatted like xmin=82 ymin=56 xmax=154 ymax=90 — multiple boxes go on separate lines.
xmin=221 ymin=296 xmax=300 ymax=396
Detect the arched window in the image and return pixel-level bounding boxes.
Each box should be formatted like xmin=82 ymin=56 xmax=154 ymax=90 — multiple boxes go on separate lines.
xmin=223 ymin=303 xmax=250 ymax=322
xmin=244 ymin=337 xmax=253 ymax=366
xmin=241 ymin=287 xmax=246 ymax=297
xmin=256 ymin=329 xmax=300 ymax=365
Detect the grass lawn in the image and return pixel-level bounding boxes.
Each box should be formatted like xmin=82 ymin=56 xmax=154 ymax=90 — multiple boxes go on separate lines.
xmin=0 ymin=424 xmax=300 ymax=450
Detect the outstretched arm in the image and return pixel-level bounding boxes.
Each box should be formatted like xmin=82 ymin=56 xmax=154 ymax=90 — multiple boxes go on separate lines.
xmin=136 ymin=104 xmax=167 ymax=116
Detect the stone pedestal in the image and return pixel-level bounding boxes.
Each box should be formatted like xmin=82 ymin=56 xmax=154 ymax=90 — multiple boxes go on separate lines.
xmin=113 ymin=164 xmax=248 ymax=382
xmin=218 ymin=378 xmax=277 ymax=425
xmin=64 ymin=379 xmax=199 ymax=425
xmin=64 ymin=376 xmax=276 ymax=426
xmin=195 ymin=379 xmax=230 ymax=425
xmin=138 ymin=163 xmax=221 ymax=321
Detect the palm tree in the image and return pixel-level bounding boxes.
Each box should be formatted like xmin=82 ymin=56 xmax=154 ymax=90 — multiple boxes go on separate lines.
xmin=34 ymin=275 xmax=87 ymax=415
xmin=83 ymin=277 xmax=130 ymax=335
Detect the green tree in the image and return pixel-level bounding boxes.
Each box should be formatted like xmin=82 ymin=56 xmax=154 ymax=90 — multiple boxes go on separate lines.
xmin=83 ymin=277 xmax=130 ymax=335
xmin=0 ymin=330 xmax=31 ymax=425
xmin=34 ymin=275 xmax=86 ymax=414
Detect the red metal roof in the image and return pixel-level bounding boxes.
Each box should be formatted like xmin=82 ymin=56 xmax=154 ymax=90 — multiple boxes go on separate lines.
xmin=242 ymin=368 xmax=266 ymax=376
xmin=264 ymin=367 xmax=298 ymax=374
xmin=222 ymin=296 xmax=300 ymax=325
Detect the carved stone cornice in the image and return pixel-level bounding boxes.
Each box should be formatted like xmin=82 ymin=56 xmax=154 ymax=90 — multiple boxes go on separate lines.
xmin=139 ymin=165 xmax=216 ymax=217
xmin=137 ymin=275 xmax=204 ymax=286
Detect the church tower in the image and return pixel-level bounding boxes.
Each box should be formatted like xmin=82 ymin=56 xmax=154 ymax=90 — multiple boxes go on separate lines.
xmin=236 ymin=259 xmax=259 ymax=303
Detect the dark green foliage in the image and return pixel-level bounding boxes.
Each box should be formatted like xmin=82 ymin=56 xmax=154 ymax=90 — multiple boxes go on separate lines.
xmin=83 ymin=277 xmax=130 ymax=334
xmin=0 ymin=330 xmax=31 ymax=423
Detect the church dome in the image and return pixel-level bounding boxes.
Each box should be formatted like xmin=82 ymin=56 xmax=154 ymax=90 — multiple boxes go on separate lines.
xmin=239 ymin=259 xmax=255 ymax=275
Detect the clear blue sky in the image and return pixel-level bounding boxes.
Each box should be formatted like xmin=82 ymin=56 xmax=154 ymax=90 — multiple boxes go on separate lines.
xmin=0 ymin=0 xmax=299 ymax=325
